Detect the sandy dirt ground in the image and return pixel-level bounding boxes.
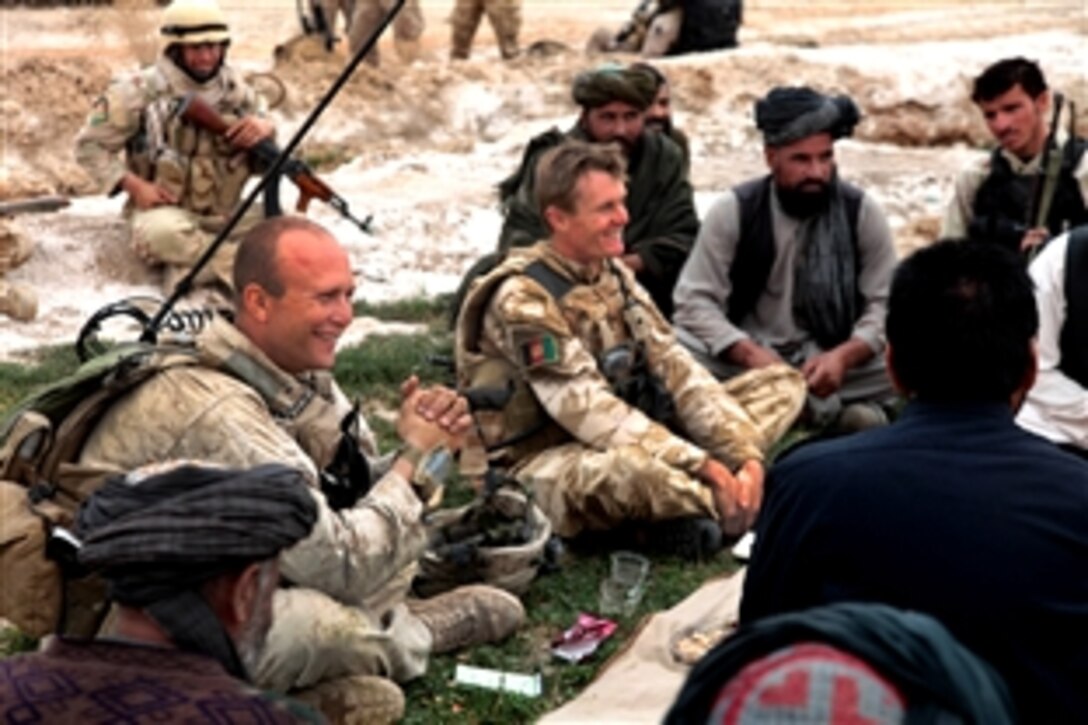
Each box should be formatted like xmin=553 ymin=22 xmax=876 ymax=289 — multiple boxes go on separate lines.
xmin=0 ymin=0 xmax=1085 ymax=359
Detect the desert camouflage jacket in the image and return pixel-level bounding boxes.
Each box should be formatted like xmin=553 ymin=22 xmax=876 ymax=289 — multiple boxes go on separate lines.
xmin=460 ymin=242 xmax=765 ymax=474
xmin=78 ymin=317 xmax=426 ymax=607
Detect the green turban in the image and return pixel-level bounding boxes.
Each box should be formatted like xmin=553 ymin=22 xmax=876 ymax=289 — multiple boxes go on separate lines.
xmin=572 ymin=63 xmax=657 ymax=110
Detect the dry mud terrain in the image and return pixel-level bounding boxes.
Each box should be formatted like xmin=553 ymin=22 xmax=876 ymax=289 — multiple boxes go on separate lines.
xmin=0 ymin=0 xmax=1085 ymax=358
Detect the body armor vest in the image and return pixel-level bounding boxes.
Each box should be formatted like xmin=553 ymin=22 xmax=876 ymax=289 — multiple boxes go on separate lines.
xmin=138 ymin=58 xmax=256 ymax=219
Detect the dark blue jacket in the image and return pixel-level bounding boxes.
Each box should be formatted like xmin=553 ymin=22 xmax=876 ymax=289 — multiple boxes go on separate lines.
xmin=742 ymin=401 xmax=1088 ymax=723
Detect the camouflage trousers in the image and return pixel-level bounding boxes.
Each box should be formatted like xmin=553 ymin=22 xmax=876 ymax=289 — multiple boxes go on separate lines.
xmin=514 ymin=365 xmax=805 ymax=538
xmin=347 ymin=0 xmax=424 ymax=66
xmin=680 ymin=333 xmax=897 ymax=427
xmin=130 ymin=205 xmax=257 ymax=293
xmin=450 ymin=0 xmax=522 ymax=60
xmin=254 ymin=567 xmax=431 ymax=692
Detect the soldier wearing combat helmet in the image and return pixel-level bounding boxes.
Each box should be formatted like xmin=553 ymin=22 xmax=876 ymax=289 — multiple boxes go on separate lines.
xmin=75 ymin=0 xmax=275 ymax=294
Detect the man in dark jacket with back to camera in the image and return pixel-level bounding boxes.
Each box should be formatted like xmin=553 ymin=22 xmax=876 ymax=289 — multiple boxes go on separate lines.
xmin=742 ymin=239 xmax=1088 ymax=722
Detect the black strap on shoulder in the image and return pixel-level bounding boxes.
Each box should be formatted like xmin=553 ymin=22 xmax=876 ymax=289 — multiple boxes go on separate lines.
xmin=523 ymin=260 xmax=575 ymax=302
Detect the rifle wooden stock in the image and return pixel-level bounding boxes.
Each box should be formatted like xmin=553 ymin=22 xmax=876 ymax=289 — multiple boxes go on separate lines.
xmin=176 ymin=92 xmax=372 ymax=232
xmin=177 ymin=93 xmax=334 ymax=212
xmin=177 ymin=94 xmax=233 ymax=137
xmin=286 ymin=162 xmax=335 ymax=213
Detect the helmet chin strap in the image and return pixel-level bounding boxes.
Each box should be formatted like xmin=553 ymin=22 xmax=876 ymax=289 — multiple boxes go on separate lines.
xmin=165 ymin=43 xmax=228 ymax=84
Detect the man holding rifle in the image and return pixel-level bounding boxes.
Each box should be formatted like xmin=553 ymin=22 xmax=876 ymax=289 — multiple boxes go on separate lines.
xmin=942 ymin=57 xmax=1088 ymax=254
xmin=75 ymin=0 xmax=275 ymax=294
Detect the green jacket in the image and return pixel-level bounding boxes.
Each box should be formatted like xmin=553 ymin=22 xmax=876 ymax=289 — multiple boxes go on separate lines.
xmin=496 ymin=126 xmax=698 ymax=317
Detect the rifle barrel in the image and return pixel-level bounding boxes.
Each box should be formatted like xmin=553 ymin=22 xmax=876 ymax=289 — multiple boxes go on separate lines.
xmin=1028 ymin=91 xmax=1065 ymax=230
xmin=0 ymin=195 xmax=70 ymax=217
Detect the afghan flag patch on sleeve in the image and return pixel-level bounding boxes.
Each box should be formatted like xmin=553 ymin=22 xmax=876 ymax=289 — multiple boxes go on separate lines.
xmin=516 ymin=331 xmax=562 ymax=369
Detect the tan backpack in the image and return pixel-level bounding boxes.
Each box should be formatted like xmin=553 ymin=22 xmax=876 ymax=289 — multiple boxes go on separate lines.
xmin=0 ymin=343 xmax=198 ymax=637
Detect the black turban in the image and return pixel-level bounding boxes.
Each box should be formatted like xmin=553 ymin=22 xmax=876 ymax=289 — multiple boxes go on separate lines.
xmin=755 ymin=86 xmax=861 ymax=147
xmin=75 ymin=462 xmax=318 ymax=680
xmin=572 ymin=63 xmax=657 ymax=110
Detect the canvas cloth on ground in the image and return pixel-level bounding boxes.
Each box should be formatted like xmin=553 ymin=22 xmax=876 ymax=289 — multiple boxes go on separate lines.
xmin=540 ymin=569 xmax=745 ymax=724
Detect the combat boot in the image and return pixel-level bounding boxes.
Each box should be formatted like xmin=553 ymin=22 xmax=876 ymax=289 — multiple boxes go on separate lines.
xmin=450 ymin=27 xmax=475 ymax=60
xmin=0 ymin=219 xmax=34 ymax=273
xmin=497 ymin=33 xmax=520 ymax=60
xmin=292 ymin=675 xmax=405 ymax=725
xmin=0 ymin=279 xmax=38 ymax=322
xmin=408 ymin=584 xmax=525 ymax=654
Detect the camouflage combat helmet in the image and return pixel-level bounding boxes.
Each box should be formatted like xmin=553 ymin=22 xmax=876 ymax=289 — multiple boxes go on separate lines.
xmin=413 ymin=487 xmax=554 ymax=598
xmin=160 ymin=0 xmax=231 ymax=46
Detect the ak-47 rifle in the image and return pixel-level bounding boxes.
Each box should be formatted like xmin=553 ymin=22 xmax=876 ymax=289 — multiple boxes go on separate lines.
xmin=1028 ymin=91 xmax=1066 ymax=234
xmin=1023 ymin=91 xmax=1073 ymax=262
xmin=134 ymin=0 xmax=406 ymax=345
xmin=177 ymin=93 xmax=373 ymax=235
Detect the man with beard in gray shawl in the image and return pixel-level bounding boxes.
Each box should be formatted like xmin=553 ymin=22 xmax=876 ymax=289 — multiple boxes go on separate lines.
xmin=673 ymin=86 xmax=898 ymax=433
xmin=0 ymin=462 xmax=335 ymax=724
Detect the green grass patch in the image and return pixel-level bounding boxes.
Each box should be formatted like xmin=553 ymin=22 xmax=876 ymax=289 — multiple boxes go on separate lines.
xmin=353 ymin=295 xmax=453 ymax=330
xmin=0 ymin=628 xmax=37 ymax=658
xmin=334 ymin=332 xmax=455 ymax=407
xmin=402 ymin=549 xmax=738 ymax=724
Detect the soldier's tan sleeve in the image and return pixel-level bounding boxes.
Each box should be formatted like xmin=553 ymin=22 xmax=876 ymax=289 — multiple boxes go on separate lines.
xmin=486 ymin=275 xmax=709 ymax=476
xmin=184 ymin=389 xmax=426 ymax=607
xmin=622 ymin=271 xmax=767 ymax=468
xmin=81 ymin=367 xmax=425 ymax=607
xmin=74 ymin=73 xmax=150 ymax=195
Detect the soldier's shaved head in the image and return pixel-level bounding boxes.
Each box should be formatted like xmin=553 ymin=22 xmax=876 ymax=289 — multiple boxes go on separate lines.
xmin=535 ymin=140 xmax=627 ymax=221
xmin=234 ymin=216 xmax=354 ymax=373
xmin=235 ymin=216 xmax=333 ymax=298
